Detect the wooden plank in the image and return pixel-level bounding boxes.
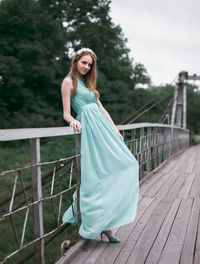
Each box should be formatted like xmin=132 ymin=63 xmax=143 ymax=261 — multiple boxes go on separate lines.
xmin=145 ymin=198 xmax=181 ymax=264
xmin=139 ymin=152 xmax=184 ymax=200
xmin=180 ymin=198 xmax=200 ymax=264
xmin=178 ymin=172 xmax=196 ymax=198
xmin=189 ymin=174 xmax=200 ymax=198
xmin=189 ymin=157 xmax=200 ymax=198
xmin=144 ymin=172 xmax=175 ymax=198
xmin=76 ymin=228 xmax=119 ymax=264
xmin=139 ymin=172 xmax=163 ymax=200
xmin=145 ymin=167 xmax=188 ymax=203
xmin=160 ymin=145 xmax=191 ymax=175
xmin=158 ymin=198 xmax=193 ymax=264
xmin=171 ymin=147 xmax=193 ymax=174
xmin=59 ymin=145 xmax=199 ymax=264
xmin=113 ymin=172 xmax=179 ymax=264
xmin=125 ymin=199 xmax=173 ymax=264
xmin=162 ymin=172 xmax=188 ymax=203
xmin=185 ymin=151 xmax=196 ymax=174
xmin=75 ymin=197 xmax=155 ymax=264
xmin=68 ymin=239 xmax=102 ymax=264
xmin=159 ymin=159 xmax=177 ymax=174
xmin=194 ymin=202 xmax=200 ymax=264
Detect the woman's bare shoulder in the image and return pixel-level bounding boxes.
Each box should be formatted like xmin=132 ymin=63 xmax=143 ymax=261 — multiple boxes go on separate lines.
xmin=61 ymin=76 xmax=73 ymax=91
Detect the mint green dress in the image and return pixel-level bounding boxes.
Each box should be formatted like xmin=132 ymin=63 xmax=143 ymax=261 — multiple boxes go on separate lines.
xmin=62 ymin=78 xmax=139 ymax=239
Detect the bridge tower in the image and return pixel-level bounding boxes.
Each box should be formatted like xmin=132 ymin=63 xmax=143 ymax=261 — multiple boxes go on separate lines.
xmin=171 ymin=71 xmax=200 ymax=128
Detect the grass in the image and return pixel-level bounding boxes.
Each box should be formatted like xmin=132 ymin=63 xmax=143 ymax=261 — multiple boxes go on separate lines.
xmin=0 ymin=135 xmax=79 ymax=264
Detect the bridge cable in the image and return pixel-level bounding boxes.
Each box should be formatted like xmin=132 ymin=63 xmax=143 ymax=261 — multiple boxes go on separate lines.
xmin=127 ymin=93 xmax=172 ymax=124
xmin=158 ymin=97 xmax=173 ymax=124
xmin=119 ymin=97 xmax=156 ymax=125
xmin=120 ymin=75 xmax=179 ymax=125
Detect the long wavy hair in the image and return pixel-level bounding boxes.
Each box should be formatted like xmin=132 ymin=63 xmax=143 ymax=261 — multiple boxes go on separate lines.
xmin=67 ymin=52 xmax=100 ymax=99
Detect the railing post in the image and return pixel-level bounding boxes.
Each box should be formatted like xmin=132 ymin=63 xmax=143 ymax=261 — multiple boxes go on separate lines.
xmin=147 ymin=127 xmax=151 ymax=173
xmin=130 ymin=129 xmax=135 ymax=154
xmin=140 ymin=128 xmax=144 ymax=179
xmin=75 ymin=134 xmax=82 ymax=229
xmin=30 ymin=138 xmax=45 ymax=264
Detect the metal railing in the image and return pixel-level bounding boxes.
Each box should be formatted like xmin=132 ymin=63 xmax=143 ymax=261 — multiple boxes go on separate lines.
xmin=0 ymin=123 xmax=190 ymax=263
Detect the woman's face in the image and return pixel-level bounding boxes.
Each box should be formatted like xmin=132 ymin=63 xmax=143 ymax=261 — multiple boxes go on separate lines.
xmin=76 ymin=54 xmax=93 ymax=76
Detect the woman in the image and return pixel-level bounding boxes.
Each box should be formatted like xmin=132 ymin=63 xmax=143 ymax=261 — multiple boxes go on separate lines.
xmin=61 ymin=48 xmax=139 ymax=243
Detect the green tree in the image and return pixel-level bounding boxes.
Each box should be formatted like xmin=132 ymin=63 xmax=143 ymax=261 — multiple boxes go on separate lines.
xmin=132 ymin=63 xmax=151 ymax=88
xmin=0 ymin=0 xmax=151 ymax=128
xmin=187 ymin=84 xmax=200 ymax=133
xmin=0 ymin=0 xmax=69 ymax=128
xmin=42 ymin=0 xmax=150 ymax=85
xmin=43 ymin=0 xmax=151 ymax=122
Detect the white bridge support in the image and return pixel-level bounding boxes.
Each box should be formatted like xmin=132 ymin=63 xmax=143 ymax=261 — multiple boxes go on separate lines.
xmin=171 ymin=71 xmax=187 ymax=128
xmin=171 ymin=71 xmax=200 ymax=129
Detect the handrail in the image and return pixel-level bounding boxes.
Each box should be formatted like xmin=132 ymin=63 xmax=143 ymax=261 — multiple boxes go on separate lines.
xmin=0 ymin=123 xmax=189 ymax=141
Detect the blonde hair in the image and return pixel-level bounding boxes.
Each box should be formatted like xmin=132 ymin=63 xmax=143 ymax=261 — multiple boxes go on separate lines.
xmin=67 ymin=51 xmax=100 ymax=99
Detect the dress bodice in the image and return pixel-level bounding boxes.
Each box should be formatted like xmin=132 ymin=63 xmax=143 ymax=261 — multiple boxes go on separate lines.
xmin=70 ymin=78 xmax=98 ymax=117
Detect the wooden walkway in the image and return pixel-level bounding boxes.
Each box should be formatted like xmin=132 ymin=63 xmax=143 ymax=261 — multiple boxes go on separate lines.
xmin=64 ymin=144 xmax=200 ymax=264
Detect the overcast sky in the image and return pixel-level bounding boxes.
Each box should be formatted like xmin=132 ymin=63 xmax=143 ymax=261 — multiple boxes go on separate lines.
xmin=110 ymin=0 xmax=200 ymax=86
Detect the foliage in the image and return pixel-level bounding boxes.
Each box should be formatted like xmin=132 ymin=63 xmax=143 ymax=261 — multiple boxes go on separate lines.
xmin=187 ymin=84 xmax=200 ymax=133
xmin=0 ymin=0 xmax=69 ymax=128
xmin=0 ymin=0 xmax=151 ymax=128
xmin=1 ymin=0 xmax=199 ymax=132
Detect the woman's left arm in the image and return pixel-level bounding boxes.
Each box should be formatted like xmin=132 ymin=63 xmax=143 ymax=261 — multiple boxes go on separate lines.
xmin=97 ymin=100 xmax=124 ymax=140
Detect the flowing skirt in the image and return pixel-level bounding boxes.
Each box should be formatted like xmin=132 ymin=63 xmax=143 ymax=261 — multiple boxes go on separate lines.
xmin=62 ymin=103 xmax=139 ymax=239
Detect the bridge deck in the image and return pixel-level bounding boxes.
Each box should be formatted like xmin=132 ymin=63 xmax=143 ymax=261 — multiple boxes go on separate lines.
xmin=66 ymin=144 xmax=200 ymax=264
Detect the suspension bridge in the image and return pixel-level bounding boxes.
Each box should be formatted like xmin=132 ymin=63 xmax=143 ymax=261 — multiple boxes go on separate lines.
xmin=0 ymin=71 xmax=199 ymax=264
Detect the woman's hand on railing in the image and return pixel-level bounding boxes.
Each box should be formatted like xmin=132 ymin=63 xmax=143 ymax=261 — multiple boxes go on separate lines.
xmin=70 ymin=120 xmax=82 ymax=133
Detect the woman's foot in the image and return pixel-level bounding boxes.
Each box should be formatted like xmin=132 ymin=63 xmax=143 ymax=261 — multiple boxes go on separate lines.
xmin=100 ymin=229 xmax=120 ymax=243
xmin=104 ymin=229 xmax=114 ymax=236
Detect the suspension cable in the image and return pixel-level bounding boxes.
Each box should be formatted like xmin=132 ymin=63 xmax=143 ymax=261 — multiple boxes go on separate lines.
xmin=120 ymin=74 xmax=178 ymax=125
xmin=158 ymin=97 xmax=173 ymax=124
xmin=128 ymin=93 xmax=172 ymax=124
xmin=119 ymin=98 xmax=155 ymax=125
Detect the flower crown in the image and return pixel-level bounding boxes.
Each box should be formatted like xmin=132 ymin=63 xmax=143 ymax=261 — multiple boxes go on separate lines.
xmin=75 ymin=48 xmax=95 ymax=56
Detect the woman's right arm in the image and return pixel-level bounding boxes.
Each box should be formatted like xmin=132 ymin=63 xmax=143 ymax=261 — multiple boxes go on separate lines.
xmin=61 ymin=77 xmax=81 ymax=132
